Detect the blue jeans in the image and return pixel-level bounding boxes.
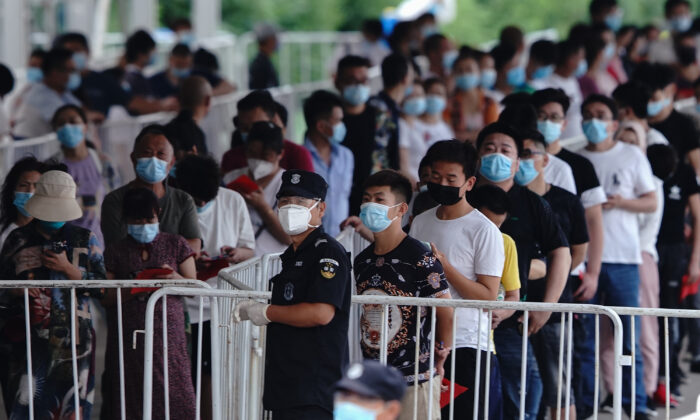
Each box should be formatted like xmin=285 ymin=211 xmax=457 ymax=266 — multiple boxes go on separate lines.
xmin=494 ymin=325 xmax=543 ymax=419
xmin=580 ymin=263 xmax=647 ymax=411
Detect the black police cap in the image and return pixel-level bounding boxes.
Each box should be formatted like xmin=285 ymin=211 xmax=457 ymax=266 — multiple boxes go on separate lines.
xmin=334 ymin=360 xmax=406 ymax=402
xmin=276 ymin=170 xmax=328 ymax=201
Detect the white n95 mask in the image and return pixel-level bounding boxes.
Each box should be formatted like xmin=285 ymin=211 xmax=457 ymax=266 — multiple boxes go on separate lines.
xmin=278 ymin=201 xmax=320 ymax=235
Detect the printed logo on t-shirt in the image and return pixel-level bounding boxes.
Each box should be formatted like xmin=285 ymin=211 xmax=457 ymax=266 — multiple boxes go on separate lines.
xmin=612 ymin=173 xmax=620 ymax=186
xmin=284 ymin=282 xmax=294 ymax=301
xmin=669 ymin=185 xmax=682 ymax=201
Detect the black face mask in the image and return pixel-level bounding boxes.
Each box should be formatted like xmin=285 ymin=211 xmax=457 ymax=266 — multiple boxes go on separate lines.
xmin=427 ymin=182 xmax=464 ymax=206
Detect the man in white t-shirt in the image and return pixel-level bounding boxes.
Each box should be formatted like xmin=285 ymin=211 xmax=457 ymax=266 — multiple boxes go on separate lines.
xmin=409 ymin=139 xmax=504 ymax=417
xmin=577 ymin=94 xmax=657 ymax=417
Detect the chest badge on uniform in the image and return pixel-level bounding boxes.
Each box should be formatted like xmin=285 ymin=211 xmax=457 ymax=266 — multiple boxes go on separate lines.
xmin=284 ymin=282 xmax=294 ymax=301
xmin=320 ymin=258 xmax=340 ymax=279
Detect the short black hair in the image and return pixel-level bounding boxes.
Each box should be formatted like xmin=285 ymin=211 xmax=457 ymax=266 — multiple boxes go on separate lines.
xmin=490 ymin=43 xmax=517 ymax=71
xmin=248 ymin=121 xmax=283 ymax=154
xmin=30 ymin=48 xmax=47 ymax=60
xmin=274 ymin=101 xmax=288 ymax=127
xmin=169 ymin=17 xmax=192 ymax=31
xmin=499 ymin=26 xmax=525 ymax=51
xmin=476 ymin=122 xmax=524 ymax=156
xmin=532 ymin=88 xmax=571 ymax=113
xmin=0 ymin=64 xmax=14 ymax=97
xmin=522 ymin=128 xmax=547 ymax=150
xmin=237 ymin=89 xmax=276 ymax=118
xmin=0 ymin=157 xmax=46 ymax=231
xmin=423 ymin=33 xmax=446 ymax=55
xmin=303 ymin=90 xmax=343 ymax=131
xmin=581 ymin=94 xmax=619 ymax=119
xmin=175 ymin=155 xmax=221 ymax=203
xmin=468 ymin=184 xmax=510 ymax=215
xmin=41 ymin=47 xmax=74 ymax=75
xmin=388 ymin=21 xmax=414 ymax=52
xmin=54 ymin=32 xmax=90 ymax=51
xmin=134 ymin=124 xmax=170 ymax=148
xmin=612 ymin=81 xmax=652 ymax=119
xmin=556 ymin=39 xmax=583 ymax=67
xmin=362 ymin=19 xmax=384 ymax=38
xmin=590 ymin=0 xmax=618 ymax=18
xmin=632 ymin=62 xmax=676 ymax=92
xmin=584 ymin=37 xmax=606 ymax=69
xmin=123 ymin=188 xmax=160 ymax=220
xmin=170 ymin=43 xmax=192 ymax=57
xmin=501 ymin=92 xmax=532 ymax=108
xmin=529 ymin=39 xmax=558 ymax=66
xmin=499 ymin=103 xmax=538 ymax=132
xmin=381 ymin=53 xmax=410 ymax=88
xmin=362 ymin=170 xmax=413 ymax=204
xmin=423 ymin=76 xmax=444 ymax=92
xmin=51 ymin=104 xmax=87 ymax=128
xmin=569 ymin=23 xmax=592 ymax=45
xmin=418 ymin=155 xmax=432 ymax=175
xmin=647 ymin=144 xmax=678 ymax=180
xmin=337 ymin=54 xmax=371 ymax=76
xmin=125 ymin=29 xmax=156 ymax=62
xmin=193 ymin=48 xmax=219 ymax=72
xmin=665 ymin=0 xmax=691 ymax=16
xmin=425 ymin=140 xmax=478 ymax=178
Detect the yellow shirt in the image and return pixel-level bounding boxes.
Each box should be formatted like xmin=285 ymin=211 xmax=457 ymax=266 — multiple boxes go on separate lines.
xmin=501 ymin=233 xmax=521 ymax=292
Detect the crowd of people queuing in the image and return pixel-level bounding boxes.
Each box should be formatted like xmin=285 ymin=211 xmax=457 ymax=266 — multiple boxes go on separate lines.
xmin=4 ymin=0 xmax=700 ymax=418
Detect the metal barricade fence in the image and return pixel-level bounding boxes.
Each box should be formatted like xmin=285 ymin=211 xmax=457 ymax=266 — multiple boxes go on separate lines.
xmin=143 ymin=287 xmax=629 ymax=420
xmin=0 ymin=279 xmax=210 ymax=420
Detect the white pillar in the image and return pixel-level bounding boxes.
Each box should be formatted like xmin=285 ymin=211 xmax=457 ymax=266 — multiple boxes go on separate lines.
xmin=192 ymin=0 xmax=220 ymax=39
xmin=0 ymin=0 xmax=29 ymax=69
xmin=126 ymin=0 xmax=156 ymax=33
xmin=64 ymin=0 xmax=95 ymax=36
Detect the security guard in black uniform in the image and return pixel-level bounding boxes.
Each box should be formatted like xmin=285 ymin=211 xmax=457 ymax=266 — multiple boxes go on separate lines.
xmin=234 ymin=169 xmax=352 ymax=420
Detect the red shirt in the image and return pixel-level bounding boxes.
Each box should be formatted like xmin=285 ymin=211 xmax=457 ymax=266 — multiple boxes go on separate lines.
xmin=221 ymin=139 xmax=314 ymax=174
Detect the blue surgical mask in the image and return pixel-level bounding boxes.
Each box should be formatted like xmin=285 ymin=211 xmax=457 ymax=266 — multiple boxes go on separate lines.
xmin=56 ymin=124 xmax=84 ymax=148
xmin=670 ymin=15 xmax=692 ymax=33
xmin=135 ymin=157 xmax=169 ymax=184
xmin=178 ymin=32 xmax=196 ymax=47
xmin=172 ymin=67 xmax=191 ymax=78
xmin=13 ymin=192 xmax=33 ymax=217
xmin=360 ymin=202 xmax=400 ymax=233
xmin=582 ymin=118 xmax=609 ymax=144
xmin=147 ymin=54 xmax=156 ymax=66
xmin=197 ymin=200 xmax=214 ymax=214
xmin=39 ymin=220 xmax=65 ymax=231
xmin=402 ymin=97 xmax=427 ymax=116
xmin=537 ymin=120 xmax=563 ymax=144
xmin=506 ymin=66 xmax=526 ymax=87
xmin=605 ymin=13 xmax=623 ymax=32
xmin=480 ymin=69 xmax=497 ymax=89
xmin=647 ymin=98 xmax=671 ymax=117
xmin=531 ymin=65 xmax=554 ymax=81
xmin=455 ymin=73 xmax=480 ymax=90
xmin=128 ymin=223 xmax=159 ymax=244
xmin=695 ymin=103 xmax=700 ymax=113
xmin=343 ymin=84 xmax=371 ymax=106
xmin=72 ymin=52 xmax=88 ymax=71
xmin=330 ymin=122 xmax=347 ymax=144
xmin=575 ymin=60 xmax=588 ymax=78
xmin=27 ymin=67 xmax=43 ymax=83
xmin=67 ymin=72 xmax=81 ymax=90
xmin=514 ymin=159 xmax=539 ymax=186
xmin=425 ymin=95 xmax=446 ymax=115
xmin=443 ymin=50 xmax=458 ymax=71
xmin=169 ymin=165 xmax=177 ymax=178
xmin=479 ymin=153 xmax=513 ymax=182
xmin=603 ymin=43 xmax=616 ymax=61
xmin=405 ymin=84 xmax=414 ymax=97
xmin=334 ymin=402 xmax=377 ymax=420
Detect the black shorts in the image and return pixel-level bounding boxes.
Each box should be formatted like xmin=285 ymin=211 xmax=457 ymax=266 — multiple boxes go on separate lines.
xmin=190 ymin=320 xmax=212 ymax=377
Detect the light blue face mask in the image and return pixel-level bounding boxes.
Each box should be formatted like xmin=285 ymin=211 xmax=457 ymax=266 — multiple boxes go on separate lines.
xmin=147 ymin=54 xmax=156 ymax=66
xmin=575 ymin=60 xmax=588 ymax=78
xmin=56 ymin=124 xmax=84 ymax=148
xmin=39 ymin=220 xmax=66 ymax=231
xmin=172 ymin=67 xmax=191 ymax=79
xmin=343 ymin=84 xmax=371 ymax=106
xmin=169 ymin=165 xmax=177 ymax=179
xmin=670 ymin=15 xmax=692 ymax=33
xmin=443 ymin=50 xmax=458 ymax=71
xmin=603 ymin=43 xmax=616 ymax=61
xmin=127 ymin=223 xmax=159 ymax=244
xmin=531 ymin=65 xmax=554 ymax=81
xmin=537 ymin=120 xmax=563 ymax=144
xmin=425 ymin=95 xmax=446 ymax=115
xmin=695 ymin=103 xmax=700 ymax=114
xmin=27 ymin=67 xmax=43 ymax=83
xmin=405 ymin=84 xmax=414 ymax=97
xmin=334 ymin=402 xmax=378 ymax=420
xmin=647 ymin=98 xmax=671 ymax=117
xmin=360 ymin=202 xmax=400 ymax=233
xmin=196 ymin=200 xmax=214 ymax=214
xmin=582 ymin=118 xmax=609 ymax=144
xmin=506 ymin=66 xmax=526 ymax=87
xmin=479 ymin=153 xmax=513 ymax=182
xmin=402 ymin=97 xmax=427 ymax=116
xmin=135 ymin=157 xmax=169 ymax=184
xmin=178 ymin=32 xmax=196 ymax=47
xmin=13 ymin=191 xmax=33 ymax=217
xmin=514 ymin=158 xmax=539 ymax=186
xmin=330 ymin=122 xmax=347 ymax=144
xmin=72 ymin=52 xmax=88 ymax=71
xmin=605 ymin=13 xmax=623 ymax=32
xmin=67 ymin=72 xmax=81 ymax=90
xmin=455 ymin=73 xmax=480 ymax=90
xmin=480 ymin=69 xmax=497 ymax=90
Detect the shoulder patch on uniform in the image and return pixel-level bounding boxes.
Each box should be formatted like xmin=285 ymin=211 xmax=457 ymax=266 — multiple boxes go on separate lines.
xmin=315 ymin=238 xmax=328 ymax=247
xmin=320 ymin=258 xmax=340 ymax=279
